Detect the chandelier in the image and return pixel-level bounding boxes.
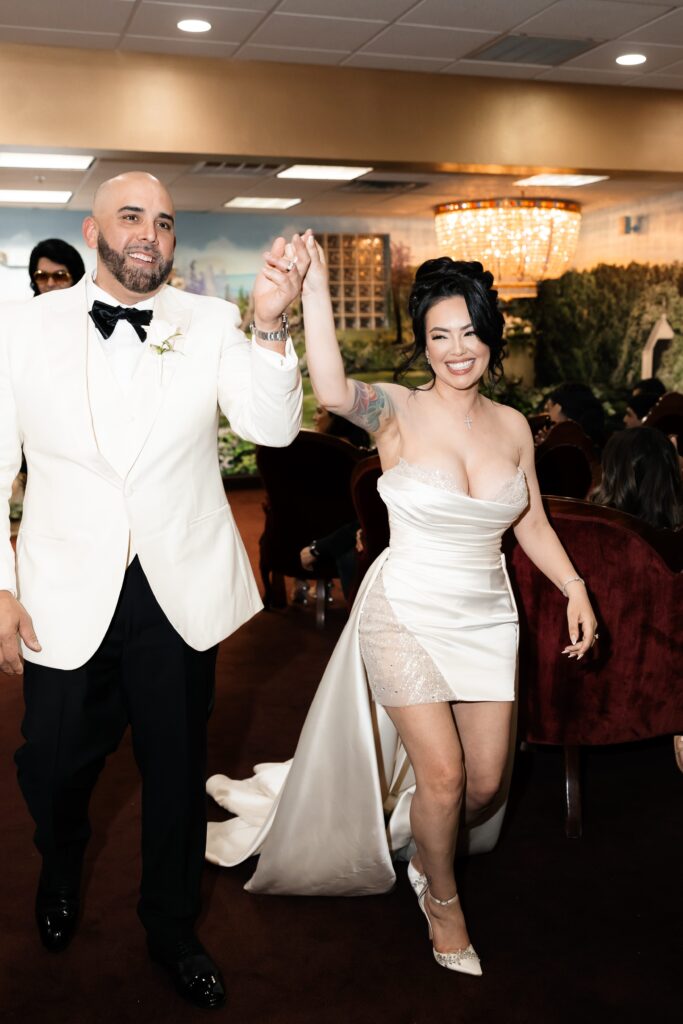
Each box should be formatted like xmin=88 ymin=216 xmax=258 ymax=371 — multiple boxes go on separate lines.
xmin=434 ymin=198 xmax=582 ymax=299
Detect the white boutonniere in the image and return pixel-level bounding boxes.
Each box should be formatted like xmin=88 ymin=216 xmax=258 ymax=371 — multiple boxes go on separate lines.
xmin=147 ymin=318 xmax=184 ymax=356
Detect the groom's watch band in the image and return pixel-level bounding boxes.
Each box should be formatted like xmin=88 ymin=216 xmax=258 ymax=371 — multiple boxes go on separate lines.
xmin=249 ymin=313 xmax=289 ymax=342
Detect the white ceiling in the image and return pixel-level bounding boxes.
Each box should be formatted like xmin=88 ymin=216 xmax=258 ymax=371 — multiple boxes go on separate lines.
xmin=0 ymin=155 xmax=679 ymax=217
xmin=2 ymin=0 xmax=683 ymax=88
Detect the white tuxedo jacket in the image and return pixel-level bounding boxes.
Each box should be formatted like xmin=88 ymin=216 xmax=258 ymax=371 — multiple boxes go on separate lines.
xmin=0 ymin=278 xmax=302 ymax=669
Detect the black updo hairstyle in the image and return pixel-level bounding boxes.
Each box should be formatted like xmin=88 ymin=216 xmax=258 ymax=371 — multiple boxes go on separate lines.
xmin=398 ymin=258 xmax=506 ymax=388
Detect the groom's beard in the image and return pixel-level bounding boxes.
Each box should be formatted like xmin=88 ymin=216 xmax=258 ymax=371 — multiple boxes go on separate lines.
xmin=97 ymin=233 xmax=173 ymax=294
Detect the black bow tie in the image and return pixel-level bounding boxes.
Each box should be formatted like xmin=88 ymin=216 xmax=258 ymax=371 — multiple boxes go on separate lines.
xmin=89 ymin=299 xmax=153 ymax=343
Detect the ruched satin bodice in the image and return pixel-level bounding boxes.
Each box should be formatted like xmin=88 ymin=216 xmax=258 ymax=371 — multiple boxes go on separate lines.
xmin=359 ymin=460 xmax=528 ymax=705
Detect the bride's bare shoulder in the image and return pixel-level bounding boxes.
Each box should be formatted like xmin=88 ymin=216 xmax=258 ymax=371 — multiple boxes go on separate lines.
xmin=487 ymin=399 xmax=532 ymax=437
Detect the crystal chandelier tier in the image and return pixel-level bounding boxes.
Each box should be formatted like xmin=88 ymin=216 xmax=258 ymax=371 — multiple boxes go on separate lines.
xmin=434 ymin=198 xmax=582 ymax=299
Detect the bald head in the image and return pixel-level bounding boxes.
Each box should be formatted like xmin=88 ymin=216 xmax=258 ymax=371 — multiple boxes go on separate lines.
xmin=92 ymin=171 xmax=175 ymax=222
xmin=83 ymin=170 xmax=176 ymax=303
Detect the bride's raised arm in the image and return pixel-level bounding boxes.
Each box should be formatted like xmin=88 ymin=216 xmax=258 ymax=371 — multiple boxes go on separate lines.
xmin=278 ymin=231 xmax=398 ymax=437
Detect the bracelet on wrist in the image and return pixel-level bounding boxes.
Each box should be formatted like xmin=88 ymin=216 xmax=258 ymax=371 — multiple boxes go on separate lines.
xmin=249 ymin=312 xmax=289 ymax=343
xmin=561 ymin=576 xmax=586 ymax=598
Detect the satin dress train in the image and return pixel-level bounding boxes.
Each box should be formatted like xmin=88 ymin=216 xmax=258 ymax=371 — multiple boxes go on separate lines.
xmin=206 ymin=461 xmax=528 ymax=895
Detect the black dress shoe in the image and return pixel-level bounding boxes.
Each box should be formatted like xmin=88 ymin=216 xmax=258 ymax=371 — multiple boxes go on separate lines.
xmin=35 ymin=880 xmax=79 ymax=953
xmin=148 ymin=935 xmax=226 ymax=1010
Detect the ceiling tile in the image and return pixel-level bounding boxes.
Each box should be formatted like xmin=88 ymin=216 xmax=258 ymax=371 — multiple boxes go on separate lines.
xmin=652 ymin=57 xmax=683 ymax=75
xmin=141 ymin=0 xmax=276 ymax=7
xmin=443 ymin=59 xmax=549 ymax=78
xmin=126 ymin=3 xmax=263 ymax=43
xmin=359 ymin=24 xmax=498 ymax=60
xmin=121 ymin=35 xmax=240 ymax=58
xmin=400 ymin=0 xmax=555 ymax=33
xmin=342 ymin=52 xmax=452 ymax=71
xmin=621 ymin=8 xmax=683 ymax=42
xmin=234 ymin=44 xmax=348 ymax=65
xmin=561 ymin=39 xmax=683 ymax=71
xmin=277 ymin=0 xmax=416 ymax=17
xmin=0 ymin=0 xmax=133 ymax=32
xmin=518 ymin=0 xmax=670 ymax=39
xmin=246 ymin=13 xmax=385 ymax=49
xmin=623 ymin=73 xmax=683 ymax=87
xmin=0 ymin=26 xmax=118 ymax=49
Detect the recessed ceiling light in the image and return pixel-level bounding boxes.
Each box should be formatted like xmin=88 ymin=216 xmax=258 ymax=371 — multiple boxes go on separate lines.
xmin=515 ymin=174 xmax=609 ymax=187
xmin=277 ymin=165 xmax=373 ymax=181
xmin=177 ymin=19 xmax=212 ymax=33
xmin=616 ymin=53 xmax=646 ymax=66
xmin=0 ymin=153 xmax=93 ymax=170
xmin=224 ymin=197 xmax=302 ymax=210
xmin=0 ymin=189 xmax=72 ymax=204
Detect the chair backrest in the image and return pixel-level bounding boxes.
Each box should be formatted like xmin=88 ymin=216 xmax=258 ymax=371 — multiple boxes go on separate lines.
xmin=535 ymin=420 xmax=601 ymax=498
xmin=256 ymin=430 xmax=365 ymax=578
xmin=505 ymin=496 xmax=683 ymax=747
xmin=643 ymin=391 xmax=683 ymax=438
xmin=349 ymin=455 xmax=389 ymax=600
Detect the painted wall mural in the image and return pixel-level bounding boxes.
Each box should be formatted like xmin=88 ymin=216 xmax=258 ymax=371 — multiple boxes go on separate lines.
xmin=0 ymin=208 xmax=438 ymax=305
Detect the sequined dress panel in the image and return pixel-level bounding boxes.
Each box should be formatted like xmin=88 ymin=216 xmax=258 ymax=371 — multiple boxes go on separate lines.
xmin=359 ymin=460 xmax=528 ymax=706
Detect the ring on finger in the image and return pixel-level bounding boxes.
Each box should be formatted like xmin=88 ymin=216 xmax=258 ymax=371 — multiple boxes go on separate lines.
xmin=285 ymin=258 xmax=296 ymax=272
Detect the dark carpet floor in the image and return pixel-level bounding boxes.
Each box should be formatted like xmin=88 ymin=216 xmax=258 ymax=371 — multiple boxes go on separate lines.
xmin=1 ymin=489 xmax=680 ymax=1024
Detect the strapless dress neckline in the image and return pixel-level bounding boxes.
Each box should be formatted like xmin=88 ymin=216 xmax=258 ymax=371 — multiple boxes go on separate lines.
xmin=387 ymin=458 xmax=526 ymax=507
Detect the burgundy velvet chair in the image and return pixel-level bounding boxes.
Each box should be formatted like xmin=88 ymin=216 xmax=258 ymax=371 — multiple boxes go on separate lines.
xmin=256 ymin=430 xmax=364 ymax=628
xmin=348 ymin=455 xmax=389 ymax=606
xmin=534 ymin=420 xmax=602 ymax=499
xmin=643 ymin=391 xmax=683 ymax=439
xmin=505 ymin=497 xmax=683 ymax=837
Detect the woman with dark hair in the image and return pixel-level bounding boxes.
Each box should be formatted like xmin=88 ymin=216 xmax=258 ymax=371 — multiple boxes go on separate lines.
xmin=592 ymin=427 xmax=682 ymax=529
xmin=29 ymin=238 xmax=86 ymax=296
xmin=207 ymin=241 xmax=597 ymax=978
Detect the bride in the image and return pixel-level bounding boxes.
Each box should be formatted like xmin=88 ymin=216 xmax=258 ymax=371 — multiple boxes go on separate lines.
xmin=207 ymin=234 xmax=597 ymax=977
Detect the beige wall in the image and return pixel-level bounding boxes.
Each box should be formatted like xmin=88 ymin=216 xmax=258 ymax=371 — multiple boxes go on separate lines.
xmin=574 ymin=190 xmax=683 ymax=269
xmin=2 ymin=43 xmax=683 ymax=175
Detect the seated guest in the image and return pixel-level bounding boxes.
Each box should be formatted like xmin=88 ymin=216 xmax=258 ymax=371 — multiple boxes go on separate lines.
xmin=538 ymin=382 xmax=605 ymax=448
xmin=623 ymin=390 xmax=661 ymax=428
xmin=29 ymin=238 xmax=85 ymax=295
xmin=631 ymin=376 xmax=666 ymax=400
xmin=591 ymin=427 xmax=682 ymax=530
xmin=293 ymin=408 xmax=370 ymax=604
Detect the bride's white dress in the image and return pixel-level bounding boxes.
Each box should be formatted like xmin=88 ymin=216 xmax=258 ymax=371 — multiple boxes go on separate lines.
xmin=206 ymin=460 xmax=528 ymax=895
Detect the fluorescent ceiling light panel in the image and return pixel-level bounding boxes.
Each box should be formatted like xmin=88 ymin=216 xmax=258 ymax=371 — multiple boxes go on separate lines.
xmin=224 ymin=196 xmax=302 ymax=210
xmin=177 ymin=19 xmax=212 ymax=33
xmin=277 ymin=165 xmax=373 ymax=181
xmin=0 ymin=152 xmax=93 ymax=170
xmin=0 ymin=189 xmax=72 ymax=204
xmin=514 ymin=174 xmax=609 ymax=187
xmin=616 ymin=53 xmax=646 ymax=66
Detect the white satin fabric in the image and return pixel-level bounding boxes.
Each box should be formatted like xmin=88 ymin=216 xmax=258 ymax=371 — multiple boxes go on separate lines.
xmin=206 ymin=463 xmax=527 ymax=895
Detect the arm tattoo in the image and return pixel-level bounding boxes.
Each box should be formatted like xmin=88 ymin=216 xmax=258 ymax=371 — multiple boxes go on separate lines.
xmin=347 ymin=381 xmax=394 ymax=434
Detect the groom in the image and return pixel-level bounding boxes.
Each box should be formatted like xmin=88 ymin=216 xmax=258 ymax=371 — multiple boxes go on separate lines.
xmin=0 ymin=172 xmax=305 ymax=1009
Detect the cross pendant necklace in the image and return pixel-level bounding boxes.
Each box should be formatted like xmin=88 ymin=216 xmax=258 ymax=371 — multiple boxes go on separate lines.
xmin=464 ymin=412 xmax=473 ymax=430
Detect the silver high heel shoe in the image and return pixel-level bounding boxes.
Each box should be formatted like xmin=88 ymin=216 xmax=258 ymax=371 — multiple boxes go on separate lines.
xmin=417 ymin=886 xmax=482 ymax=977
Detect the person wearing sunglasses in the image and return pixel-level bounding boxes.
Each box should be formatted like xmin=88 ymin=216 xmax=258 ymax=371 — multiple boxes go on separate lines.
xmin=28 ymin=237 xmax=86 ymax=296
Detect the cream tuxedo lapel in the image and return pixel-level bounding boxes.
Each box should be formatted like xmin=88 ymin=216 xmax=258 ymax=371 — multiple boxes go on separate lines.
xmin=44 ymin=278 xmax=122 ymax=487
xmin=121 ymin=285 xmax=194 ymax=476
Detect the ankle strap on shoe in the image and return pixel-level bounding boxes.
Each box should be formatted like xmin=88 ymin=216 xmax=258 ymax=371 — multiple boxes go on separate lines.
xmin=428 ymin=888 xmax=459 ymax=907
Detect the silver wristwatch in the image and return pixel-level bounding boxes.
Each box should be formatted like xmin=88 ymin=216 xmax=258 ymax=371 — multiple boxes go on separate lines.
xmin=249 ymin=313 xmax=289 ymax=342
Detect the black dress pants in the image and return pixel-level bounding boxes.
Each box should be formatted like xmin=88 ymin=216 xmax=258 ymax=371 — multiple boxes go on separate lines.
xmin=15 ymin=557 xmax=218 ymax=945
